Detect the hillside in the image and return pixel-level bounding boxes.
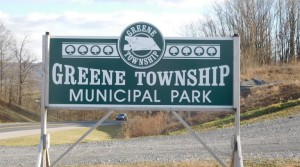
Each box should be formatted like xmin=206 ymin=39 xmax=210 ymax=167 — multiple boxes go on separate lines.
xmin=240 ymin=63 xmax=300 ymax=112
xmin=0 ymin=105 xmax=37 ymax=123
xmin=0 ymin=99 xmax=60 ymax=123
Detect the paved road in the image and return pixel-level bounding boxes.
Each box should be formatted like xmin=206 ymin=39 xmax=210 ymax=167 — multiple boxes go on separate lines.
xmin=0 ymin=121 xmax=120 ymax=139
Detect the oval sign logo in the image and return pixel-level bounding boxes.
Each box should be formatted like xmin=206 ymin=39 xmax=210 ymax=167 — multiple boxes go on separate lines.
xmin=117 ymin=22 xmax=165 ymax=69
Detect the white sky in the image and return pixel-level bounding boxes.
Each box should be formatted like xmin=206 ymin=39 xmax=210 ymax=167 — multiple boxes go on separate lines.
xmin=0 ymin=0 xmax=222 ymax=61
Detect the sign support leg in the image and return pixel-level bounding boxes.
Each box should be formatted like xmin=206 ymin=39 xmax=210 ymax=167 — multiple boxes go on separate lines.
xmin=36 ymin=32 xmax=51 ymax=167
xmin=50 ymin=110 xmax=114 ymax=167
xmin=231 ymin=34 xmax=244 ymax=167
xmin=230 ymin=108 xmax=244 ymax=167
xmin=171 ymin=111 xmax=226 ymax=167
xmin=36 ymin=106 xmax=50 ymax=167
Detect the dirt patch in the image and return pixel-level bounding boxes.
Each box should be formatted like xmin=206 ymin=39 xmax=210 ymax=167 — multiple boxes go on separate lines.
xmin=241 ymin=83 xmax=300 ymax=112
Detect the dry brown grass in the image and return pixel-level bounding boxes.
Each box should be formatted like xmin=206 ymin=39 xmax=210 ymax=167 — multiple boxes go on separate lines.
xmin=240 ymin=62 xmax=300 ymax=113
xmin=121 ymin=112 xmax=169 ymax=138
xmin=241 ymin=83 xmax=300 ymax=112
xmin=241 ymin=62 xmax=300 ymax=83
xmin=120 ymin=111 xmax=232 ymax=138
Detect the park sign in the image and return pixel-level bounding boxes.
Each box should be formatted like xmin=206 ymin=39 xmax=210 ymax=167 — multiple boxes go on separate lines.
xmin=44 ymin=22 xmax=239 ymax=111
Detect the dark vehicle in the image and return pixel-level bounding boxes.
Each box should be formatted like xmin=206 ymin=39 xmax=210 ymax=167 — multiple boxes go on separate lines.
xmin=115 ymin=113 xmax=128 ymax=121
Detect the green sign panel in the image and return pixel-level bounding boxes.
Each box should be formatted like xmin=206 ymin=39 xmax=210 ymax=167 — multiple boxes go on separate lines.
xmin=46 ymin=22 xmax=236 ymax=110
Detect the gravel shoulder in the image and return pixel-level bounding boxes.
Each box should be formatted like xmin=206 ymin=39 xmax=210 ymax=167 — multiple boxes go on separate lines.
xmin=0 ymin=113 xmax=299 ymax=167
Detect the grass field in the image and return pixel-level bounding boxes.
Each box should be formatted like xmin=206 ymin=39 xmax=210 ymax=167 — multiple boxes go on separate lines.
xmin=0 ymin=124 xmax=121 ymax=146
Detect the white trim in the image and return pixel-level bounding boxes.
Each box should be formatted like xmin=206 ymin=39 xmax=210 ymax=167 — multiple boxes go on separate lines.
xmin=166 ymin=43 xmax=221 ymax=46
xmin=163 ymin=57 xmax=220 ymax=60
xmin=49 ymin=36 xmax=234 ymax=41
xmin=47 ymin=104 xmax=235 ymax=112
xmin=62 ymin=56 xmax=120 ymax=59
xmin=50 ymin=36 xmax=118 ymax=39
xmin=165 ymin=37 xmax=234 ymax=40
xmin=62 ymin=42 xmax=116 ymax=44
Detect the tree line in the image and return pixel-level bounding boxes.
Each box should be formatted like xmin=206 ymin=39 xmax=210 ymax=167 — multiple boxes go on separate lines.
xmin=181 ymin=0 xmax=300 ymax=70
xmin=0 ymin=21 xmax=37 ymax=109
xmin=1 ymin=0 xmax=299 ymax=116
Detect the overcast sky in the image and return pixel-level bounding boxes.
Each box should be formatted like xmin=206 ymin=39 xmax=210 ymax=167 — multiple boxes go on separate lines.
xmin=0 ymin=0 xmax=221 ymax=61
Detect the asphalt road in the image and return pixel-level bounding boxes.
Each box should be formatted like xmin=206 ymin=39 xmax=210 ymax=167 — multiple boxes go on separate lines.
xmin=0 ymin=120 xmax=120 ymax=139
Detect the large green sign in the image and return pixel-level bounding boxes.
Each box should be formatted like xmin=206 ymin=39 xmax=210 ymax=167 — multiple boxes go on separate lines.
xmin=46 ymin=22 xmax=237 ymax=110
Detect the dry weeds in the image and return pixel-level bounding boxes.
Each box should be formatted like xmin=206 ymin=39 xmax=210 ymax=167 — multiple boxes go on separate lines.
xmin=241 ymin=62 xmax=300 ymax=83
xmin=121 ymin=112 xmax=169 ymax=138
xmin=241 ymin=83 xmax=300 ymax=112
xmin=240 ymin=62 xmax=300 ymax=113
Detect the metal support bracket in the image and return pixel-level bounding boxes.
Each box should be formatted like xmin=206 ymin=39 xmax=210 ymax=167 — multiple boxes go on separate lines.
xmin=232 ymin=136 xmax=244 ymax=167
xmin=50 ymin=110 xmax=114 ymax=167
xmin=171 ymin=111 xmax=227 ymax=167
xmin=36 ymin=107 xmax=50 ymax=167
xmin=36 ymin=136 xmax=50 ymax=167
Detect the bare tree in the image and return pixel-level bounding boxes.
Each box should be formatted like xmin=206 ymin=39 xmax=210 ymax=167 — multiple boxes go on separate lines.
xmin=6 ymin=65 xmax=17 ymax=105
xmin=0 ymin=22 xmax=13 ymax=96
xmin=13 ymin=34 xmax=37 ymax=105
xmin=181 ymin=0 xmax=300 ymax=68
xmin=274 ymin=0 xmax=300 ymax=63
xmin=181 ymin=0 xmax=275 ymax=69
xmin=297 ymin=0 xmax=300 ymax=61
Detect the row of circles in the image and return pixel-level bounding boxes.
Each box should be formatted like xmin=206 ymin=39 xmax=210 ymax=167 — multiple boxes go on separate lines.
xmin=65 ymin=45 xmax=114 ymax=55
xmin=168 ymin=46 xmax=218 ymax=56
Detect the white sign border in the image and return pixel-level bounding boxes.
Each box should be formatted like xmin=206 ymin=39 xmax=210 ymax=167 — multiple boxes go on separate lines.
xmin=44 ymin=36 xmax=238 ymax=112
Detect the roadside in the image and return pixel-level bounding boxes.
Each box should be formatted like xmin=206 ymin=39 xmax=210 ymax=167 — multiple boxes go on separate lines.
xmin=0 ymin=122 xmax=121 ymax=146
xmin=0 ymin=103 xmax=299 ymax=167
xmin=1 ymin=100 xmax=299 ymax=146
xmin=0 ymin=121 xmax=120 ymax=140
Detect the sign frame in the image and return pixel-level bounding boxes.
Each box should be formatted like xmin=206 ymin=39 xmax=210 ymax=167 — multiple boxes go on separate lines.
xmin=44 ymin=35 xmax=238 ymax=112
xmin=37 ymin=22 xmax=243 ymax=167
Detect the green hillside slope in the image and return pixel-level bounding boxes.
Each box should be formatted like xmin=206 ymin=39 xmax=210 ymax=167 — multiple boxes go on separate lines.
xmin=0 ymin=99 xmax=59 ymax=123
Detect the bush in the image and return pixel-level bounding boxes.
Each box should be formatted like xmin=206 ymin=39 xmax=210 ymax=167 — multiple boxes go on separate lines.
xmin=121 ymin=112 xmax=169 ymax=138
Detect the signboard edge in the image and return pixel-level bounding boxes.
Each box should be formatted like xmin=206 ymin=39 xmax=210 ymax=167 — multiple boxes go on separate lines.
xmin=46 ymin=35 xmax=236 ymax=111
